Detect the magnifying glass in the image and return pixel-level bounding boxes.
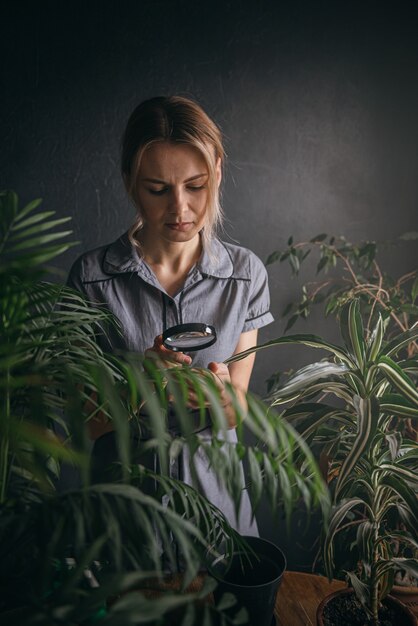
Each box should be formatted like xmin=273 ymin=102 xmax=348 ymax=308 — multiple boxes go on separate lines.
xmin=162 ymin=323 xmax=217 ymax=352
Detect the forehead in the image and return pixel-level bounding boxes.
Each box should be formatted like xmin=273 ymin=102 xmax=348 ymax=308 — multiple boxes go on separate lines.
xmin=139 ymin=142 xmax=208 ymax=180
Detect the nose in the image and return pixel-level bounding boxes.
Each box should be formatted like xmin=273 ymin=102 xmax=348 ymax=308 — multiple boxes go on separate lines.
xmin=168 ymin=186 xmax=187 ymax=216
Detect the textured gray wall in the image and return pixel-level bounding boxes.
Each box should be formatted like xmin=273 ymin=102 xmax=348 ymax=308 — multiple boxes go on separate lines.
xmin=2 ymin=0 xmax=418 ymax=562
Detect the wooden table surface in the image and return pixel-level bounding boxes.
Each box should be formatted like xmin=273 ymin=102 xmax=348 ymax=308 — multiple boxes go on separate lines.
xmin=144 ymin=570 xmax=346 ymax=625
xmin=275 ymin=571 xmax=346 ymax=626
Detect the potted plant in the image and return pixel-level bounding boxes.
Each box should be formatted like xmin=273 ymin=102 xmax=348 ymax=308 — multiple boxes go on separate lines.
xmin=265 ymin=232 xmax=417 ymax=343
xmin=266 ymin=231 xmax=418 ymax=617
xmin=229 ymin=299 xmax=417 ymax=625
xmin=0 ymin=191 xmax=330 ymax=625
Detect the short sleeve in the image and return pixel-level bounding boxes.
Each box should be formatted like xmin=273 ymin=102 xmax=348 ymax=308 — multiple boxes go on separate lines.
xmin=242 ymin=254 xmax=274 ymax=332
xmin=66 ymin=255 xmax=87 ymax=294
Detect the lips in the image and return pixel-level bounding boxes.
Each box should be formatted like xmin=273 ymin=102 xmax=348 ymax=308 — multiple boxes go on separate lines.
xmin=166 ymin=222 xmax=194 ymax=232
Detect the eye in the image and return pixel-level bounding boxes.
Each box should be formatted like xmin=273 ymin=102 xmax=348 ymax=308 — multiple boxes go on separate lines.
xmin=148 ymin=188 xmax=168 ymax=196
xmin=187 ymin=185 xmax=206 ymax=192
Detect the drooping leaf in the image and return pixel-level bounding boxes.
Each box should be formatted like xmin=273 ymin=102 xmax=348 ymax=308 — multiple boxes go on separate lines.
xmin=335 ymin=396 xmax=380 ymax=497
xmin=340 ymin=300 xmax=366 ymax=370
xmin=324 ymin=498 xmax=371 ymax=579
xmin=367 ymin=314 xmax=384 ymax=363
xmin=310 ymin=233 xmax=328 ymax=243
xmin=377 ymin=355 xmax=418 ymax=405
xmin=380 ymin=393 xmax=418 ymax=419
xmin=225 ymin=333 xmax=353 ymax=367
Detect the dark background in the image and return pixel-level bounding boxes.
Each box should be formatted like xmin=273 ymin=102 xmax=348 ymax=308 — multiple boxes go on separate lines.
xmin=1 ymin=0 xmax=417 ymax=566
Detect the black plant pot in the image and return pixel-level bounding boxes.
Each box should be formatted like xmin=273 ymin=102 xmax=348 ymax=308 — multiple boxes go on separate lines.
xmin=212 ymin=535 xmax=286 ymax=626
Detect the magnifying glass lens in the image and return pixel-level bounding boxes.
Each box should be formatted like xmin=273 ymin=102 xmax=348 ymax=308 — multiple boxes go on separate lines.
xmin=162 ymin=323 xmax=217 ymax=352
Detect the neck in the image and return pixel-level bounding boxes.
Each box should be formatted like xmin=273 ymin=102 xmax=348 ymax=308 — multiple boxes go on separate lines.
xmin=138 ymin=231 xmax=202 ymax=273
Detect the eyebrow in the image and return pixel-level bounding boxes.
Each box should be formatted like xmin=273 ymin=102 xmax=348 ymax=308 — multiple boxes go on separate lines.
xmin=140 ymin=173 xmax=208 ymax=184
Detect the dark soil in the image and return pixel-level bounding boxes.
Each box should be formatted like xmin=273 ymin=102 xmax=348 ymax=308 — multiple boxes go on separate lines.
xmin=322 ymin=593 xmax=412 ymax=626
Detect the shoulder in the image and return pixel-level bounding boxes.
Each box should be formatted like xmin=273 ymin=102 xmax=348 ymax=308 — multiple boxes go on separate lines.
xmin=68 ymin=232 xmax=138 ymax=284
xmin=218 ymin=241 xmax=267 ymax=280
xmin=68 ymin=242 xmax=113 ymax=285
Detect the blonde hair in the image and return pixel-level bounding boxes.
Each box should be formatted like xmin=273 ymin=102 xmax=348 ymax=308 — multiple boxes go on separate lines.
xmin=121 ymin=96 xmax=225 ymax=253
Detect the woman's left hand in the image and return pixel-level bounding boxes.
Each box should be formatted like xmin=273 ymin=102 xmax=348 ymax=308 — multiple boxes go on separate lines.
xmin=207 ymin=361 xmax=232 ymax=404
xmin=182 ymin=361 xmax=231 ymax=409
xmin=204 ymin=362 xmax=245 ymax=428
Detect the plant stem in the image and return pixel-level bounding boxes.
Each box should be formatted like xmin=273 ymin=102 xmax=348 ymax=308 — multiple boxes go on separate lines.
xmin=370 ymin=516 xmax=380 ymax=625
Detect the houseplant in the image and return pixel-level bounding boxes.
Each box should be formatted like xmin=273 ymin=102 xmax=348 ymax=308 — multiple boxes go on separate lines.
xmin=228 ymin=299 xmax=417 ymax=624
xmin=0 ymin=190 xmax=330 ymax=625
xmin=265 ymin=232 xmax=417 ymax=343
xmin=266 ymin=231 xmax=418 ymax=614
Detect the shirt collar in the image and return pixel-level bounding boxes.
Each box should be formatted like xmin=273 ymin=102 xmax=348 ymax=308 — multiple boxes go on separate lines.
xmin=103 ymin=232 xmax=234 ymax=279
xmin=197 ymin=237 xmax=234 ymax=278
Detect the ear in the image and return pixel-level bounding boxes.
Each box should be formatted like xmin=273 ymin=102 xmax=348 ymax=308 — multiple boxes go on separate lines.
xmin=215 ymin=157 xmax=222 ymax=187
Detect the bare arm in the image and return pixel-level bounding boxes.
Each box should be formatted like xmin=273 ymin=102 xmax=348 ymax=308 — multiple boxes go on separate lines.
xmin=208 ymin=329 xmax=258 ymax=429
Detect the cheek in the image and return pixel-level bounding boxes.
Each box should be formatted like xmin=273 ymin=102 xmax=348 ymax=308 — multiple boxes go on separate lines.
xmin=197 ymin=191 xmax=209 ymax=215
xmin=137 ymin=192 xmax=163 ymax=219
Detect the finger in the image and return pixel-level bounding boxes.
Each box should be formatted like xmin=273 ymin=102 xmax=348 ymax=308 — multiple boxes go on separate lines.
xmin=146 ymin=337 xmax=192 ymax=366
xmin=208 ymin=361 xmax=229 ymax=376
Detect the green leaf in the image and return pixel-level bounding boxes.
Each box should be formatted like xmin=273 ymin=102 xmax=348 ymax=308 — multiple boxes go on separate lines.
xmin=346 ymin=571 xmax=370 ymax=610
xmin=5 ymin=230 xmax=73 ymax=252
xmin=411 ymin=277 xmax=418 ymax=304
xmin=335 ymin=396 xmax=380 ymax=497
xmin=399 ymin=304 xmax=418 ymax=315
xmin=356 ymin=521 xmax=374 ymax=565
xmin=310 ymin=233 xmax=328 ymax=243
xmin=377 ymin=355 xmax=418 ymax=405
xmin=380 ymin=393 xmax=418 ymax=419
xmin=391 ymin=558 xmax=418 ymax=580
xmin=385 ymin=432 xmax=401 ymax=460
xmin=383 ymin=328 xmax=418 ymax=358
xmin=283 ymin=314 xmax=299 ymax=333
xmin=324 ymin=498 xmax=371 ymax=579
xmin=9 ymin=216 xmax=71 ymax=240
xmin=225 ymin=333 xmax=353 ymax=367
xmin=268 ymin=361 xmax=349 ymax=402
xmin=367 ymin=314 xmax=384 ymax=363
xmin=282 ymin=302 xmax=294 ymax=317
xmin=289 ymin=251 xmax=300 ymax=274
xmin=10 ymin=209 xmax=55 ymax=231
xmin=377 ymin=463 xmax=418 ymax=486
xmin=316 ymin=256 xmax=328 ymax=273
xmin=340 ymin=300 xmax=366 ymax=370
xmin=247 ymin=447 xmax=263 ymax=512
xmin=380 ymin=475 xmax=418 ymax=525
xmin=265 ymin=250 xmax=281 ymax=265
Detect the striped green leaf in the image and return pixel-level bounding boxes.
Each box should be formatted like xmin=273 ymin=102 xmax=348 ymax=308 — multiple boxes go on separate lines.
xmin=225 ymin=333 xmax=354 ymax=366
xmin=284 ymin=404 xmax=351 ymax=441
xmin=345 ymin=571 xmax=370 ymax=610
xmin=380 ymin=475 xmax=418 ymax=525
xmin=377 ymin=463 xmax=418 ymax=486
xmin=383 ymin=328 xmax=418 ymax=358
xmin=270 ymin=380 xmax=355 ymax=407
xmin=335 ymin=396 xmax=380 ymax=497
xmin=356 ymin=520 xmax=374 ymax=565
xmin=268 ymin=361 xmax=349 ymax=400
xmin=377 ymin=355 xmax=418 ymax=404
xmin=380 ymin=393 xmax=418 ymax=419
xmin=367 ymin=314 xmax=384 ymax=362
xmin=340 ymin=300 xmax=366 ymax=369
xmin=391 ymin=558 xmax=418 ymax=580
xmin=384 ymin=432 xmax=402 ymax=459
xmin=324 ymin=498 xmax=371 ymax=578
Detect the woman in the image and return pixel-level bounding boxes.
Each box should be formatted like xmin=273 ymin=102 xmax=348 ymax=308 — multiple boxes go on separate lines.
xmin=67 ymin=96 xmax=273 ymax=534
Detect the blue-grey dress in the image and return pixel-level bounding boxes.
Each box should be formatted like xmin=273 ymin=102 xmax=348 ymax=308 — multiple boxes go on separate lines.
xmin=68 ymin=232 xmax=274 ymax=535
